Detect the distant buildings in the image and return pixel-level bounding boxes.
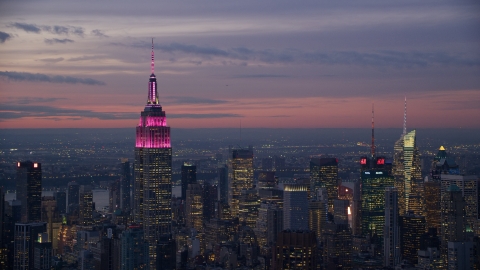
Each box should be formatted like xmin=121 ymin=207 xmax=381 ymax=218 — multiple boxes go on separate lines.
xmin=272 ymin=230 xmax=317 ymax=270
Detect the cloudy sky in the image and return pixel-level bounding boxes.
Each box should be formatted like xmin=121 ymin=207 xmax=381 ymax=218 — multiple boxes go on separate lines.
xmin=0 ymin=0 xmax=479 ymax=129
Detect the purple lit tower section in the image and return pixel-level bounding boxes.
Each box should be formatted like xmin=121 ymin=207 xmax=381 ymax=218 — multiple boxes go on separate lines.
xmin=134 ymin=40 xmax=172 ymax=269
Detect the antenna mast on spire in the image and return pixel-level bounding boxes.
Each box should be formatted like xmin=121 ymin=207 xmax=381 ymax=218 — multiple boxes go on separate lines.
xmin=151 ymin=38 xmax=154 ymax=74
xmin=371 ymin=103 xmax=375 ymax=160
xmin=403 ymin=96 xmax=407 ymax=135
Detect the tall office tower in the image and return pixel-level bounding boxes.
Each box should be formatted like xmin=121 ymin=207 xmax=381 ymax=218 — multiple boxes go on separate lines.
xmin=228 ymin=148 xmax=254 ymax=217
xmin=400 ymin=211 xmax=426 ymax=265
xmin=403 ymin=130 xmax=423 ymax=215
xmin=134 ymin=41 xmax=172 ymax=268
xmin=361 ymin=169 xmax=394 ymax=244
xmin=54 ymin=191 xmax=66 ymax=215
xmin=185 ymin=184 xmax=203 ymax=232
xmin=424 ymin=178 xmax=441 ymax=233
xmin=203 ymin=183 xmax=217 ymax=221
xmin=440 ymin=174 xmax=479 ymax=237
xmin=262 ymin=157 xmax=273 ymax=171
xmin=120 ymin=225 xmax=146 ymax=270
xmin=384 ymin=187 xmax=401 ymax=268
xmin=238 ymin=188 xmax=260 ymax=228
xmin=181 ymin=163 xmax=196 ymax=200
xmin=283 ymin=184 xmax=309 ymax=230
xmin=255 ymin=200 xmax=283 ymax=248
xmin=79 ymin=185 xmax=94 ymax=226
xmin=13 ymin=222 xmax=47 ymax=270
xmin=109 ymin=180 xmax=121 ymax=212
xmin=441 ymin=185 xmax=467 ymax=258
xmin=67 ymin=181 xmax=79 ymax=214
xmin=339 ymin=180 xmax=361 ymax=234
xmin=120 ymin=159 xmax=131 ymax=212
xmin=323 ymin=222 xmax=353 ymax=270
xmin=217 ymin=165 xmax=228 ymax=203
xmin=16 ymin=161 xmax=42 ymax=222
xmin=273 ymin=230 xmax=317 ymax=270
xmin=443 ymin=184 xmax=476 ymax=270
xmin=310 ymin=158 xmax=338 ymax=212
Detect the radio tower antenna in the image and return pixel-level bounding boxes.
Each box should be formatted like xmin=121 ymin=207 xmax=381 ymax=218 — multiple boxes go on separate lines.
xmin=371 ymin=103 xmax=375 ymax=160
xmin=151 ymin=38 xmax=154 ymax=74
xmin=403 ymin=96 xmax=407 ymax=135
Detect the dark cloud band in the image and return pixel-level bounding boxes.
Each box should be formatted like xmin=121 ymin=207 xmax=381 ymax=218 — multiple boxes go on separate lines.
xmin=0 ymin=71 xmax=105 ymax=85
xmin=0 ymin=31 xmax=13 ymax=43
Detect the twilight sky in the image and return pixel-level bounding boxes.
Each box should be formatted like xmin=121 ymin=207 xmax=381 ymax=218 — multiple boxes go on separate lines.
xmin=0 ymin=0 xmax=479 ymax=129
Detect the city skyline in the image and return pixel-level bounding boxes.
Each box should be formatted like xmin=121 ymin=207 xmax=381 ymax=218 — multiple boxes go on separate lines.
xmin=0 ymin=1 xmax=479 ymax=129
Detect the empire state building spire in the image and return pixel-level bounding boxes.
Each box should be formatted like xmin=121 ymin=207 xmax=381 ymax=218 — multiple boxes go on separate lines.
xmin=147 ymin=38 xmax=159 ymax=105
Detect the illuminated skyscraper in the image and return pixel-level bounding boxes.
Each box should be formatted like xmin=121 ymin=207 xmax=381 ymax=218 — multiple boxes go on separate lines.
xmin=79 ymin=185 xmax=93 ymax=226
xmin=361 ymin=169 xmax=394 ymax=243
xmin=185 ymin=184 xmax=203 ymax=232
xmin=181 ymin=163 xmax=196 ymax=200
xmin=310 ymin=157 xmax=338 ymax=212
xmin=16 ymin=161 xmax=42 ymax=222
xmin=403 ymin=130 xmax=423 ymax=215
xmin=134 ymin=40 xmax=172 ymax=268
xmin=228 ymin=147 xmax=254 ymax=217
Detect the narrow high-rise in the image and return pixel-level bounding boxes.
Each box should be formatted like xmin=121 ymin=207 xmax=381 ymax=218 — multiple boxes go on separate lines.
xmin=16 ymin=161 xmax=42 ymax=222
xmin=228 ymin=147 xmax=254 ymax=217
xmin=310 ymin=157 xmax=338 ymax=212
xmin=134 ymin=40 xmax=172 ymax=268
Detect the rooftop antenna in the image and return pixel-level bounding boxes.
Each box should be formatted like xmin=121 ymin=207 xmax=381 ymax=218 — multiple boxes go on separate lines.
xmin=371 ymin=103 xmax=375 ymax=160
xmin=151 ymin=38 xmax=154 ymax=74
xmin=403 ymin=96 xmax=407 ymax=135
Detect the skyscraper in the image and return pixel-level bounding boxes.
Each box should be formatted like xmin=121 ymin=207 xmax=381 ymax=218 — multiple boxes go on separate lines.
xmin=181 ymin=163 xmax=196 ymax=200
xmin=361 ymin=169 xmax=394 ymax=242
xmin=134 ymin=40 xmax=172 ymax=268
xmin=79 ymin=185 xmax=94 ymax=226
xmin=283 ymin=184 xmax=309 ymax=230
xmin=16 ymin=161 xmax=42 ymax=222
xmin=400 ymin=211 xmax=426 ymax=265
xmin=67 ymin=181 xmax=79 ymax=214
xmin=384 ymin=187 xmax=400 ymax=268
xmin=403 ymin=130 xmax=423 ymax=216
xmin=185 ymin=184 xmax=203 ymax=232
xmin=228 ymin=147 xmax=254 ymax=217
xmin=310 ymin=157 xmax=338 ymax=212
xmin=120 ymin=158 xmax=131 ymax=212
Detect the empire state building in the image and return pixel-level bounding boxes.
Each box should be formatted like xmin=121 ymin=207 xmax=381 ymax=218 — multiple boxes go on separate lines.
xmin=134 ymin=40 xmax=172 ymax=268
